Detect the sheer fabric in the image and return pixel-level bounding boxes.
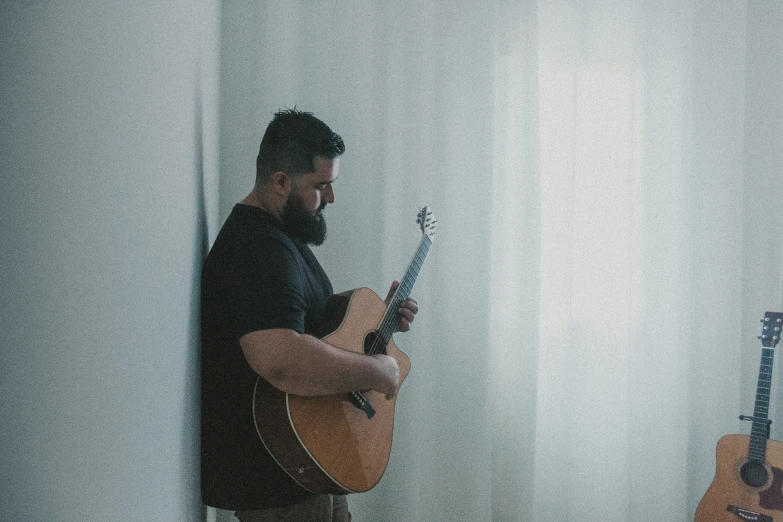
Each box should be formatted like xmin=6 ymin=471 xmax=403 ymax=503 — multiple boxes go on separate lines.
xmin=216 ymin=1 xmax=783 ymax=521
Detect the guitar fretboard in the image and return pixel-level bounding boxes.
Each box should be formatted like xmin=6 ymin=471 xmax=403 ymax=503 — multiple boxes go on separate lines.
xmin=371 ymin=234 xmax=432 ymax=352
xmin=749 ymin=347 xmax=775 ymax=462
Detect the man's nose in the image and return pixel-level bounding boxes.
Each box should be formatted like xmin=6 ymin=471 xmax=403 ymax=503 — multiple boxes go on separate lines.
xmin=324 ymin=184 xmax=335 ymax=204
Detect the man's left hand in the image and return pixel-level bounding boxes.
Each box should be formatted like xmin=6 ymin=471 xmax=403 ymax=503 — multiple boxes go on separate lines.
xmin=384 ymin=280 xmax=419 ymax=333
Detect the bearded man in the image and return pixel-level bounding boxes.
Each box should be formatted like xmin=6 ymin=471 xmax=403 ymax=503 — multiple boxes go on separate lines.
xmin=200 ymin=109 xmax=418 ymax=522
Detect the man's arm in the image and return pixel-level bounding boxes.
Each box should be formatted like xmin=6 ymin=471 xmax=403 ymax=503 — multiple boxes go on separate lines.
xmin=240 ymin=328 xmax=400 ymax=398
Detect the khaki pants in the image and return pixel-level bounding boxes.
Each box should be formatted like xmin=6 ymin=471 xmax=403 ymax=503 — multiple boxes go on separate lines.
xmin=235 ymin=494 xmax=351 ymax=522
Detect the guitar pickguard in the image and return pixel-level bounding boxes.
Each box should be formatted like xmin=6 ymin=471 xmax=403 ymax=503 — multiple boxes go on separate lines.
xmin=759 ymin=466 xmax=783 ymax=511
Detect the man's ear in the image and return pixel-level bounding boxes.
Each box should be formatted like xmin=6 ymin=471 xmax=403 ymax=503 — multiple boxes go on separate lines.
xmin=270 ymin=171 xmax=290 ymax=195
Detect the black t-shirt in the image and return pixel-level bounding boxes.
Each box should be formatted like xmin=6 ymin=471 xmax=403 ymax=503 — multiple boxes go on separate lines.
xmin=200 ymin=204 xmax=333 ymax=510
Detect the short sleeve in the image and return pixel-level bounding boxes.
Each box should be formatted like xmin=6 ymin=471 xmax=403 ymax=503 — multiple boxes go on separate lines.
xmin=226 ymin=238 xmax=308 ymax=338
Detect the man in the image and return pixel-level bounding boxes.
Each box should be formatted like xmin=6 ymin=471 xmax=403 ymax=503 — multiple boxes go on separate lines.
xmin=200 ymin=109 xmax=418 ymax=521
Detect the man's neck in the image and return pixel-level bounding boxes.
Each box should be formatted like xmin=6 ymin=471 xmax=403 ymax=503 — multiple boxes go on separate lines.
xmin=241 ymin=185 xmax=283 ymax=220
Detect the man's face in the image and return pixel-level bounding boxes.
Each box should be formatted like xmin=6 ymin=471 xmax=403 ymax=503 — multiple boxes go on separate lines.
xmin=281 ymin=156 xmax=338 ymax=245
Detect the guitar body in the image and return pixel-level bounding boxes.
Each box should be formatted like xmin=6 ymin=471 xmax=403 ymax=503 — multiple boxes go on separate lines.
xmin=695 ymin=434 xmax=783 ymax=522
xmin=252 ymin=287 xmax=412 ymax=494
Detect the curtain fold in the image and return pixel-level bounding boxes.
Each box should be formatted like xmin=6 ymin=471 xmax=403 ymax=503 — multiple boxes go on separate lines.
xmin=217 ymin=1 xmax=783 ymax=520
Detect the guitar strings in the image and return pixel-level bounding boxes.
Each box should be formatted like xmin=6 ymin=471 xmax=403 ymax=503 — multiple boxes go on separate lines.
xmin=366 ymin=237 xmax=430 ymax=356
xmin=372 ymin=248 xmax=424 ymax=354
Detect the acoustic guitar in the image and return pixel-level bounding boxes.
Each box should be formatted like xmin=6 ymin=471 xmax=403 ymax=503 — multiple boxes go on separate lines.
xmin=252 ymin=207 xmax=437 ymax=494
xmin=695 ymin=311 xmax=783 ymax=522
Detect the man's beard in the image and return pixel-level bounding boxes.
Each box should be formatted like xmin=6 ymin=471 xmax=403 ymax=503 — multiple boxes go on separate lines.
xmin=280 ymin=193 xmax=327 ymax=246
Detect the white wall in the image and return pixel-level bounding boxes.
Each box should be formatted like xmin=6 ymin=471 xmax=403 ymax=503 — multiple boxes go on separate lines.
xmin=0 ymin=2 xmax=219 ymax=520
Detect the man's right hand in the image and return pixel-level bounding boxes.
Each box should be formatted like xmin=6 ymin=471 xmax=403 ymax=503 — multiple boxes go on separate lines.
xmin=371 ymin=354 xmax=400 ymax=400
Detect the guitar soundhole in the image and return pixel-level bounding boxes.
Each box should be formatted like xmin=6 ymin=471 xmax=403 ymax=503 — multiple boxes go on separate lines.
xmin=740 ymin=461 xmax=769 ymax=488
xmin=364 ymin=331 xmax=384 ymax=355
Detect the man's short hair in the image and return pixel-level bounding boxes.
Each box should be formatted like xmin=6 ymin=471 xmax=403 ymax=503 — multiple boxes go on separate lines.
xmin=256 ymin=108 xmax=345 ymax=183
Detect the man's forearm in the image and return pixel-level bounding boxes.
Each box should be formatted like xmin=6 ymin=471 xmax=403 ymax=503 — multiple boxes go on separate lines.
xmin=240 ymin=329 xmax=399 ymax=397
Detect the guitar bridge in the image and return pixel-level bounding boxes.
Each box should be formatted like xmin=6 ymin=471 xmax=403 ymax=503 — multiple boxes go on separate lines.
xmin=349 ymin=391 xmax=375 ymax=418
xmin=727 ymin=505 xmax=773 ymax=522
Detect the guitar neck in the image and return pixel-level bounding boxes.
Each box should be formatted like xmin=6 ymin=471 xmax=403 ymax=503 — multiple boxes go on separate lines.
xmin=749 ymin=346 xmax=776 ymax=462
xmin=747 ymin=311 xmax=783 ymax=463
xmin=377 ymin=234 xmax=432 ymax=344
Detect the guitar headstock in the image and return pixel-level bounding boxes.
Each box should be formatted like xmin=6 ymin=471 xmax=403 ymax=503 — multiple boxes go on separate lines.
xmin=759 ymin=311 xmax=783 ymax=348
xmin=416 ymin=206 xmax=437 ymax=241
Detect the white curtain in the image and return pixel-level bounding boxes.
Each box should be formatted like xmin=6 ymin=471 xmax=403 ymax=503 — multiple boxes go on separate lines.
xmin=218 ymin=1 xmax=783 ymax=521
